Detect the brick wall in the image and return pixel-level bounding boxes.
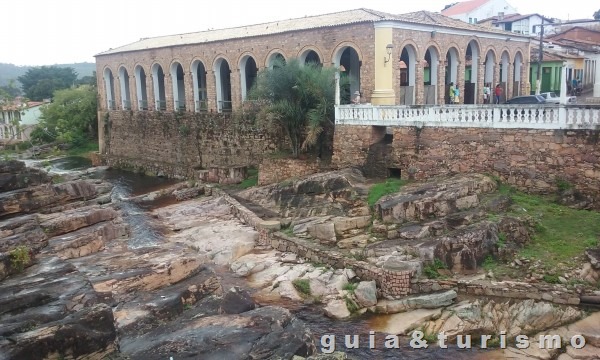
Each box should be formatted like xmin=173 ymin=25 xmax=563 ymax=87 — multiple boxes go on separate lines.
xmin=333 ymin=125 xmax=600 ymax=202
xmin=258 ymin=158 xmax=324 ymax=186
xmin=100 ymin=110 xmax=282 ymax=178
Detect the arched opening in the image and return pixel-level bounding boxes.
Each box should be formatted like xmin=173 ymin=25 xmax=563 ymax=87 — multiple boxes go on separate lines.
xmin=400 ymin=45 xmax=417 ymax=105
xmin=484 ymin=50 xmax=496 ymax=91
xmin=513 ymin=52 xmax=523 ymax=97
xmin=464 ymin=41 xmax=480 ymax=104
xmin=191 ymin=60 xmax=207 ymax=112
xmin=445 ymin=48 xmax=459 ymax=104
xmin=103 ymin=68 xmax=116 ymax=110
xmin=214 ymin=58 xmax=232 ymax=112
xmin=152 ymin=64 xmax=166 ymax=110
xmin=424 ymin=47 xmax=439 ymax=104
xmin=240 ymin=55 xmax=258 ymax=101
xmin=333 ymin=46 xmax=361 ymax=104
xmin=135 ymin=65 xmax=148 ymax=110
xmin=171 ymin=62 xmax=186 ymax=111
xmin=267 ymin=53 xmax=286 ymax=69
xmin=118 ymin=67 xmax=131 ymax=110
xmin=500 ymin=51 xmax=510 ymax=102
xmin=300 ymin=50 xmax=321 ymax=66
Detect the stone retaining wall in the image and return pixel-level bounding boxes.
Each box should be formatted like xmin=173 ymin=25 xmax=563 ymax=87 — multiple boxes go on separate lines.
xmin=412 ymin=279 xmax=581 ymax=306
xmin=99 ymin=110 xmax=283 ymax=179
xmin=258 ymin=158 xmax=324 ymax=186
xmin=269 ymin=232 xmax=412 ymax=297
xmin=333 ymin=125 xmax=600 ymax=206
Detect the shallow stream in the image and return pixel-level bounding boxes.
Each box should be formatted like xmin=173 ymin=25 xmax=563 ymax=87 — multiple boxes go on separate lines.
xmin=46 ymin=156 xmax=488 ymax=359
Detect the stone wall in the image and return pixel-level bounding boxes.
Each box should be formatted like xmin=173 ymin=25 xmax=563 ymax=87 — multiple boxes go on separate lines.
xmin=258 ymin=158 xmax=325 ymax=186
xmin=218 ymin=188 xmax=413 ymax=297
xmin=268 ymin=232 xmax=412 ymax=297
xmin=99 ymin=110 xmax=282 ymax=179
xmin=412 ymin=279 xmax=581 ymax=306
xmin=333 ymin=125 xmax=600 ymax=203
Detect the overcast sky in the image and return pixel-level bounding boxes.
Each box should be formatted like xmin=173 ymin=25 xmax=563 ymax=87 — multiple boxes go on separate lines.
xmin=2 ymin=0 xmax=597 ymax=66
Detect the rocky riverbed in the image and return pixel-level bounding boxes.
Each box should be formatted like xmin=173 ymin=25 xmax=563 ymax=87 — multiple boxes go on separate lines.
xmin=1 ymin=158 xmax=599 ymax=359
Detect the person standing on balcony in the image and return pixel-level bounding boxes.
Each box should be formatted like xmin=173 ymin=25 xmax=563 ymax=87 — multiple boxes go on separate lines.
xmin=454 ymin=86 xmax=460 ymax=104
xmin=352 ymin=91 xmax=361 ymax=104
xmin=495 ymin=84 xmax=502 ymax=104
xmin=483 ymin=84 xmax=490 ymax=104
xmin=448 ymin=82 xmax=455 ymax=104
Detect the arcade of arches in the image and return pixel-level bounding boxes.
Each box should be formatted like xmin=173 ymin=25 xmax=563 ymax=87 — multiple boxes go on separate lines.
xmin=97 ymin=19 xmax=529 ymax=114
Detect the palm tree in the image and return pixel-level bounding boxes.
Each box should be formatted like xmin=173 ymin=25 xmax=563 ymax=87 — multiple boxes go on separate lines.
xmin=249 ymin=58 xmax=342 ymax=158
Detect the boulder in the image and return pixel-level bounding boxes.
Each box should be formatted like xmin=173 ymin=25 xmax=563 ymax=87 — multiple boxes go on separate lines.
xmin=0 ymin=160 xmax=50 ymax=192
xmin=375 ymin=174 xmax=496 ymax=224
xmin=307 ymin=222 xmax=337 ymax=244
xmin=433 ymin=221 xmax=499 ymax=273
xmin=354 ymin=281 xmax=377 ymax=307
xmin=586 ymin=248 xmax=600 ymax=270
xmin=324 ymin=299 xmax=351 ymax=319
xmin=220 ymin=287 xmax=256 ymax=314
xmin=337 ymin=234 xmax=370 ymax=249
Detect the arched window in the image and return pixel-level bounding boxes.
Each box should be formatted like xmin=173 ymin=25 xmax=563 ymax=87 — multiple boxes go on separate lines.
xmin=119 ymin=67 xmax=131 ymax=110
xmin=103 ymin=68 xmax=116 ymax=110
xmin=135 ymin=65 xmax=148 ymax=110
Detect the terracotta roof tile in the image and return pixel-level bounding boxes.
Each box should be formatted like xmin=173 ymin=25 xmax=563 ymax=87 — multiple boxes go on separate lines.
xmin=441 ymin=0 xmax=489 ymax=17
xmin=96 ymin=8 xmax=525 ymax=56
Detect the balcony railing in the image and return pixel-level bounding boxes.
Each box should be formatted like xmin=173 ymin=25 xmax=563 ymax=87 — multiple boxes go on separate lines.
xmin=175 ymin=101 xmax=186 ymax=112
xmin=155 ymin=100 xmax=167 ymax=111
xmin=138 ymin=99 xmax=148 ymax=110
xmin=219 ymin=100 xmax=233 ymax=112
xmin=335 ymin=104 xmax=600 ymax=130
xmin=122 ymin=100 xmax=131 ymax=110
xmin=195 ymin=100 xmax=208 ymax=112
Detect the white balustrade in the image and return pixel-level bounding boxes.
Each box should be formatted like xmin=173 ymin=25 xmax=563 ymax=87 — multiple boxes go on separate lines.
xmin=335 ymin=104 xmax=600 ymax=130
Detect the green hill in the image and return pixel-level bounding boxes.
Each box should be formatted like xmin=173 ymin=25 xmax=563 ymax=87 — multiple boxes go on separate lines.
xmin=0 ymin=62 xmax=96 ymax=88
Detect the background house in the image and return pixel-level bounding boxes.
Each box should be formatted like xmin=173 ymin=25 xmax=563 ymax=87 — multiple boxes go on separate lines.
xmin=0 ymin=100 xmax=45 ymax=145
xmin=441 ymin=0 xmax=517 ymax=24
xmin=478 ymin=13 xmax=553 ymax=36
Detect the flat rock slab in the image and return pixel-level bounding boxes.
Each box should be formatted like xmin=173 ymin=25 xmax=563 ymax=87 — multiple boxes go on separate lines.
xmin=370 ymin=308 xmax=443 ymax=335
xmin=120 ymin=306 xmax=315 ymax=360
xmin=0 ymin=256 xmax=117 ymax=359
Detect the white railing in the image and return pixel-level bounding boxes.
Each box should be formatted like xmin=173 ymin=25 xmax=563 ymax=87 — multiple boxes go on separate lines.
xmin=335 ymin=105 xmax=600 ymax=130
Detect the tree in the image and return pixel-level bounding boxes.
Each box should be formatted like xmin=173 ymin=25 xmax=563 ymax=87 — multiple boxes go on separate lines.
xmin=594 ymin=9 xmax=600 ymax=20
xmin=76 ymin=71 xmax=97 ymax=87
xmin=18 ymin=66 xmax=78 ymax=101
xmin=30 ymin=85 xmax=97 ymax=146
xmin=249 ymin=58 xmax=343 ymax=158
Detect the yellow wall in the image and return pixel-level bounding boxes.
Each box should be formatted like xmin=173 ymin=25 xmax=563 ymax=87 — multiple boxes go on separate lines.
xmin=371 ymin=26 xmax=395 ymax=105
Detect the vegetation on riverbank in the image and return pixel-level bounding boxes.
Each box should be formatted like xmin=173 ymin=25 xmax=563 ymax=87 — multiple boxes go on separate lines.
xmin=485 ymin=184 xmax=600 ymax=283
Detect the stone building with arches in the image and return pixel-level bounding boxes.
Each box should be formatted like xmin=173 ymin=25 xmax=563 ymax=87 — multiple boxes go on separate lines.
xmin=96 ymin=8 xmax=530 ymax=113
xmin=95 ymin=8 xmax=530 ymax=175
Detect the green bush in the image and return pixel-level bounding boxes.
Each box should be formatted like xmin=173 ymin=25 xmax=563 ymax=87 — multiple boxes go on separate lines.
xmin=292 ymin=279 xmax=311 ymax=296
xmin=423 ymin=258 xmax=447 ymax=279
xmin=9 ymin=246 xmax=31 ymax=272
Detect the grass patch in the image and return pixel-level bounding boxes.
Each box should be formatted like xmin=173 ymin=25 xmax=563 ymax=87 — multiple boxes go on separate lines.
xmin=342 ymin=282 xmax=358 ymax=292
xmin=292 ymin=279 xmax=311 ymax=296
xmin=237 ymin=167 xmax=258 ymax=189
xmin=423 ymin=258 xmax=447 ymax=279
xmin=67 ymin=140 xmax=99 ymax=157
xmin=367 ymin=178 xmax=408 ymax=207
xmin=505 ymin=187 xmax=600 ymax=270
xmin=9 ymin=246 xmax=31 ymax=272
xmin=344 ymin=295 xmax=360 ymax=313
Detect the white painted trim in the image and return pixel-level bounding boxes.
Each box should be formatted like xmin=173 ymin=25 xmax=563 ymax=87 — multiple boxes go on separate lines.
xmin=374 ymin=21 xmax=531 ymax=43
